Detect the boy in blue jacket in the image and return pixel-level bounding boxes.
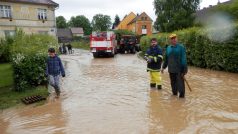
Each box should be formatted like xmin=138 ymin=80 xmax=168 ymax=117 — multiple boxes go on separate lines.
xmin=144 ymin=38 xmax=163 ymax=90
xmin=46 ymin=48 xmax=65 ymax=98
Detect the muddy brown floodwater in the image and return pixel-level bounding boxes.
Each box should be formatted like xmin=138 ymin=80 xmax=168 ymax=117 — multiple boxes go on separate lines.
xmin=0 ymin=49 xmax=238 ymax=134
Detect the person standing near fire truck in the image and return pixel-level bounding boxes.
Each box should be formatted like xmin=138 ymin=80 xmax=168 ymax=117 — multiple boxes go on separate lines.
xmin=144 ymin=38 xmax=163 ymax=90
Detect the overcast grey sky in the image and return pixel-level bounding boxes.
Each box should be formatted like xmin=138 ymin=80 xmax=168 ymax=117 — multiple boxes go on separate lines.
xmin=54 ymin=0 xmax=230 ymax=22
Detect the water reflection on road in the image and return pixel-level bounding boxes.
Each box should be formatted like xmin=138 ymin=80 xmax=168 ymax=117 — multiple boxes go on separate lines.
xmin=0 ymin=49 xmax=238 ymax=134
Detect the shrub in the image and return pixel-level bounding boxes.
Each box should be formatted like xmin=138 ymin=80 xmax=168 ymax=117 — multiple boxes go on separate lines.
xmin=9 ymin=30 xmax=58 ymax=91
xmin=212 ymin=0 xmax=238 ymax=20
xmin=73 ymin=36 xmax=90 ymax=42
xmin=12 ymin=53 xmax=48 ymax=91
xmin=71 ymin=41 xmax=90 ymax=50
xmin=114 ymin=29 xmax=135 ymax=41
xmin=0 ymin=37 xmax=14 ymax=63
xmin=10 ymin=30 xmax=57 ymax=55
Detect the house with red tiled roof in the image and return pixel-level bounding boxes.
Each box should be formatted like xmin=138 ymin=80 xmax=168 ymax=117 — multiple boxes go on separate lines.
xmin=116 ymin=12 xmax=153 ymax=35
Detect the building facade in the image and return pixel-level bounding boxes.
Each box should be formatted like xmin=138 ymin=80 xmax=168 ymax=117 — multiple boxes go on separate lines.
xmin=57 ymin=27 xmax=85 ymax=43
xmin=116 ymin=12 xmax=153 ymax=35
xmin=70 ymin=27 xmax=84 ymax=37
xmin=127 ymin=12 xmax=153 ymax=35
xmin=116 ymin=12 xmax=136 ymax=30
xmin=0 ymin=0 xmax=59 ymax=38
xmin=57 ymin=28 xmax=73 ymax=43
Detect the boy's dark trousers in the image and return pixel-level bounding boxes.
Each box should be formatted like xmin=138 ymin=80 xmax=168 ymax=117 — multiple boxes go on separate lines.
xmin=49 ymin=75 xmax=61 ymax=96
xmin=169 ymin=73 xmax=185 ymax=98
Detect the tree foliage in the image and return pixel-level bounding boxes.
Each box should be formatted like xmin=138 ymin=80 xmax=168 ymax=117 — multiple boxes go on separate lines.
xmin=112 ymin=15 xmax=120 ymax=29
xmin=114 ymin=29 xmax=135 ymax=41
xmin=153 ymin=0 xmax=200 ymax=32
xmin=68 ymin=15 xmax=92 ymax=35
xmin=212 ymin=0 xmax=238 ymax=20
xmin=56 ymin=16 xmax=67 ymax=28
xmin=92 ymin=14 xmax=112 ymax=31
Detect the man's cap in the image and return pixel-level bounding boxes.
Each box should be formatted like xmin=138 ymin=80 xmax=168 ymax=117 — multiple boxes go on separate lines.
xmin=169 ymin=34 xmax=177 ymax=39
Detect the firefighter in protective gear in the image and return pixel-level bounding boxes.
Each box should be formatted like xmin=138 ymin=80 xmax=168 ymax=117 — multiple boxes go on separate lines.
xmin=144 ymin=38 xmax=163 ymax=90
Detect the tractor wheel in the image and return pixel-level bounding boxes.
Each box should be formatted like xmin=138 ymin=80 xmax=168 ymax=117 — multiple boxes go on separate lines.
xmin=93 ymin=52 xmax=98 ymax=58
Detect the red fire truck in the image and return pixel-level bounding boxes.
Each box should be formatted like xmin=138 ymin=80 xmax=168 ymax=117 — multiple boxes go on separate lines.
xmin=90 ymin=31 xmax=117 ymax=58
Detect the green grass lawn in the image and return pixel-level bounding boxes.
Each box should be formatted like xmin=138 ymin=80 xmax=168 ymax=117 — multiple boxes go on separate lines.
xmin=0 ymin=86 xmax=48 ymax=109
xmin=0 ymin=63 xmax=48 ymax=110
xmin=0 ymin=63 xmax=13 ymax=88
xmin=72 ymin=41 xmax=90 ymax=50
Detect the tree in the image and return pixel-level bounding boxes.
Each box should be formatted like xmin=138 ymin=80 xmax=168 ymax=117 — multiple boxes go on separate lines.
xmin=91 ymin=14 xmax=112 ymax=31
xmin=153 ymin=0 xmax=200 ymax=32
xmin=56 ymin=16 xmax=67 ymax=28
xmin=112 ymin=15 xmax=120 ymax=29
xmin=213 ymin=0 xmax=238 ymax=20
xmin=68 ymin=15 xmax=92 ymax=35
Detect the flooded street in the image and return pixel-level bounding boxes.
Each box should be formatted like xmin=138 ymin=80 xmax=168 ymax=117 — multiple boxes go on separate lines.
xmin=1 ymin=49 xmax=238 ymax=134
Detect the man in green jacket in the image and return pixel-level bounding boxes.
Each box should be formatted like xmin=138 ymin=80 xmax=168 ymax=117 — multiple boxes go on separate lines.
xmin=161 ymin=34 xmax=188 ymax=98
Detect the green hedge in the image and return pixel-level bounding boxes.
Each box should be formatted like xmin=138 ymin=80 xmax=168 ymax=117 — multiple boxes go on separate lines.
xmin=212 ymin=0 xmax=238 ymax=20
xmin=12 ymin=53 xmax=48 ymax=91
xmin=114 ymin=29 xmax=135 ymax=41
xmin=72 ymin=36 xmax=90 ymax=42
xmin=0 ymin=37 xmax=13 ymax=63
xmin=6 ymin=30 xmax=58 ymax=91
xmin=10 ymin=30 xmax=57 ymax=55
xmin=140 ymin=27 xmax=238 ymax=73
xmin=71 ymin=41 xmax=90 ymax=50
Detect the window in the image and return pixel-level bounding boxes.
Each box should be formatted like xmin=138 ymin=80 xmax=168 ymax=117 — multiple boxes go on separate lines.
xmin=145 ymin=17 xmax=147 ymax=20
xmin=4 ymin=30 xmax=15 ymax=37
xmin=0 ymin=5 xmax=12 ymax=18
xmin=38 ymin=9 xmax=47 ymax=20
xmin=141 ymin=17 xmax=144 ymax=20
xmin=142 ymin=25 xmax=147 ymax=29
xmin=132 ymin=27 xmax=136 ymax=32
